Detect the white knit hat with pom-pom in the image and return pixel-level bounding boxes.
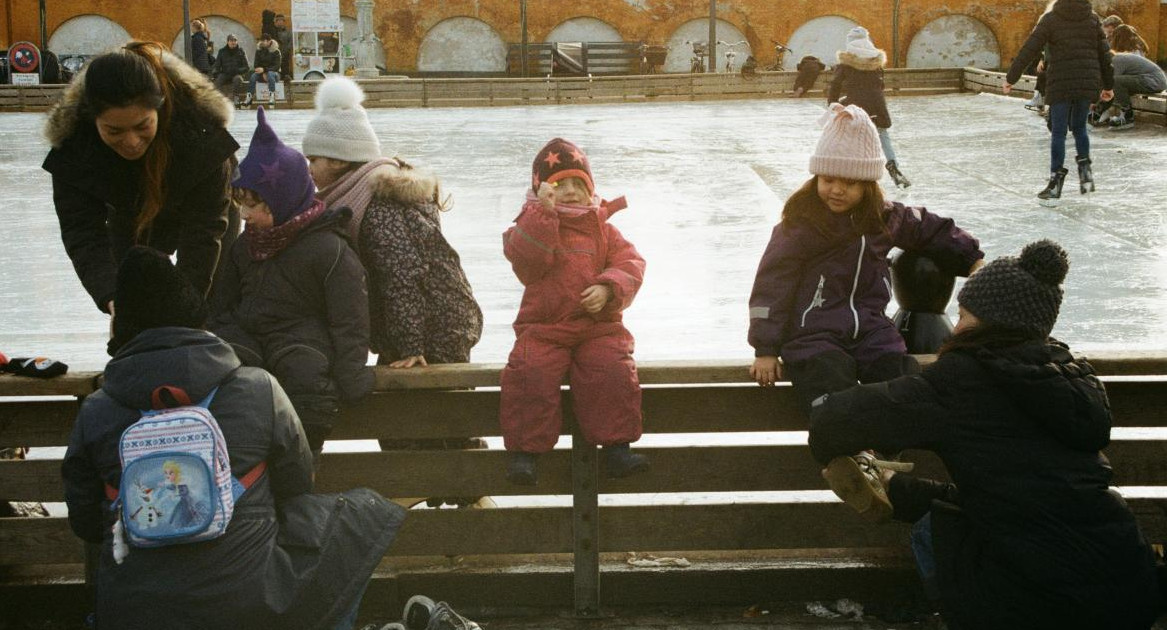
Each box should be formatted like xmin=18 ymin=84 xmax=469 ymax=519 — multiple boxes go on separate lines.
xmin=302 ymin=76 xmax=383 ymax=163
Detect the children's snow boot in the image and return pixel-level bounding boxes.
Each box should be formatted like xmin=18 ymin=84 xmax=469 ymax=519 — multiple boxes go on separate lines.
xmin=886 ymin=161 xmax=911 ymax=189
xmin=426 ymin=602 xmax=482 ymax=630
xmin=822 ymin=453 xmax=914 ymax=523
xmin=604 ymin=443 xmax=650 ymax=479
xmin=505 ymin=452 xmax=538 ymax=486
xmin=1023 ymin=90 xmax=1043 ymax=111
xmin=1076 ymin=155 xmax=1094 ymax=194
xmin=403 ymin=595 xmax=436 ymax=629
xmin=1037 ymin=168 xmax=1068 ymax=206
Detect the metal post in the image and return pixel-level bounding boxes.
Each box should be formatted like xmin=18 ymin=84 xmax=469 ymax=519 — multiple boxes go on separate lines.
xmin=182 ymin=0 xmax=192 ymax=62
xmin=38 ymin=0 xmax=46 ymax=50
xmin=891 ymin=0 xmax=900 ymax=68
xmin=520 ymin=0 xmax=528 ymax=77
xmin=707 ymin=0 xmax=716 ymax=73
xmin=571 ymin=411 xmax=600 ymax=617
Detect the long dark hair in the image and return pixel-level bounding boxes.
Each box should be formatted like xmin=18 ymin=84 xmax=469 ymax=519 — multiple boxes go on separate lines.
xmin=938 ymin=320 xmax=1045 ymax=357
xmin=82 ymin=42 xmax=175 ymax=241
xmin=781 ymin=175 xmax=886 ymax=236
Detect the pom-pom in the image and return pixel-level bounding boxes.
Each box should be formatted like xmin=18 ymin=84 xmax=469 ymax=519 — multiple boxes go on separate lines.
xmin=1019 ymin=239 xmax=1069 ymax=286
xmin=314 ymin=77 xmax=366 ymax=111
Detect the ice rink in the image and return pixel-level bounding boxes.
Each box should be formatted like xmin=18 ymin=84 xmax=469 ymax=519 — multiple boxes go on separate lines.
xmin=2 ymin=92 xmax=1166 ymax=370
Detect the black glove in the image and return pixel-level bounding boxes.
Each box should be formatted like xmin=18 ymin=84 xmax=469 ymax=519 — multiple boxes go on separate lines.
xmin=0 ymin=353 xmax=68 ymax=378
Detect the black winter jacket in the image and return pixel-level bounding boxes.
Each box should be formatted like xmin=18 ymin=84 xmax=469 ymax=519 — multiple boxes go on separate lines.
xmin=254 ymin=42 xmax=282 ymax=75
xmin=213 ymin=44 xmax=250 ymax=78
xmin=1006 ymin=0 xmax=1114 ymax=104
xmin=808 ymin=340 xmax=1159 ymax=630
xmin=828 ymin=50 xmax=892 ymax=128
xmin=62 ymin=328 xmax=404 ymax=630
xmin=209 ymin=207 xmax=375 ymax=402
xmin=42 ymin=50 xmax=240 ymax=312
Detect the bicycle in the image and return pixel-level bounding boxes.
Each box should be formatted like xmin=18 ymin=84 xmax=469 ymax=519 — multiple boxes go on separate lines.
xmin=716 ymin=40 xmax=748 ymax=73
xmin=764 ymin=40 xmax=792 ymax=71
xmin=684 ymin=40 xmax=708 ymax=74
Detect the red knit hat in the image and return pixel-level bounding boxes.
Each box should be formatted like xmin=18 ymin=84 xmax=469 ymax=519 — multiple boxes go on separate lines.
xmin=532 ymin=138 xmax=594 ymax=196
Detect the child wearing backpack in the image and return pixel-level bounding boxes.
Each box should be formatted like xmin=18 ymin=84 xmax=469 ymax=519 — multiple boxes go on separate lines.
xmin=209 ymin=107 xmax=374 ymax=456
xmin=500 ymin=138 xmax=648 ymax=486
xmin=748 ymin=104 xmax=983 ymax=520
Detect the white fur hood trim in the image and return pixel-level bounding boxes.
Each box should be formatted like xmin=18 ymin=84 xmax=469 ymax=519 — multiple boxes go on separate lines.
xmin=836 ymin=50 xmax=888 ymax=71
xmin=368 ymin=161 xmax=440 ymax=206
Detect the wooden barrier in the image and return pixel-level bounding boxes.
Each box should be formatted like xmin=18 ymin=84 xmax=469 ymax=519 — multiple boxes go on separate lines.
xmin=2 ymin=352 xmax=1166 ymax=620
xmin=963 ymin=67 xmax=1167 ymax=126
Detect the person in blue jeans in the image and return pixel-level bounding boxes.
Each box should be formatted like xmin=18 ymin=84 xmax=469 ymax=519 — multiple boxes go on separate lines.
xmin=246 ymin=32 xmax=282 ymax=106
xmin=1004 ymin=0 xmax=1113 ymax=204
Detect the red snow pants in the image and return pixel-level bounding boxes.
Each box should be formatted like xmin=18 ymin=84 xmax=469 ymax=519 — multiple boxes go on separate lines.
xmin=500 ymin=321 xmax=642 ymax=453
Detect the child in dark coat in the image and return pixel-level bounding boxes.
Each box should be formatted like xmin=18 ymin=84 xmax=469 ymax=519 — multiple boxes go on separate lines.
xmin=748 ymin=104 xmax=983 ymax=521
xmin=793 ymin=55 xmax=826 ymax=97
xmin=500 ymin=138 xmax=648 ymax=485
xmin=210 ymin=107 xmax=374 ymax=456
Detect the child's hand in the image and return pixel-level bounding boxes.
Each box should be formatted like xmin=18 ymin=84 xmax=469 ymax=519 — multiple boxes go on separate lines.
xmin=750 ymin=356 xmax=782 ymax=386
xmin=537 ymin=181 xmax=556 ymax=212
xmin=580 ymin=284 xmax=612 ymax=313
xmin=389 ymin=355 xmax=428 ymax=368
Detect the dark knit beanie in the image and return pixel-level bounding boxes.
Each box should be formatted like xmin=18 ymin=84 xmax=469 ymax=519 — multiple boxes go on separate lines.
xmin=110 ymin=246 xmax=208 ymax=354
xmin=532 ymin=137 xmax=594 ymax=197
xmin=957 ymin=240 xmax=1069 ymax=337
xmin=233 ymin=107 xmax=316 ymax=226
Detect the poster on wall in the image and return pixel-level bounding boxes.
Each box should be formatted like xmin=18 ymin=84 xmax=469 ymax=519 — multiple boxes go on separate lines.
xmin=291 ymin=0 xmax=342 ymax=33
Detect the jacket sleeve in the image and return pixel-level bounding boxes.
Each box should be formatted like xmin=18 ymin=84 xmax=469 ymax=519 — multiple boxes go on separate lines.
xmin=826 ymin=65 xmax=844 ymax=104
xmin=597 ymin=223 xmax=646 ymax=314
xmin=887 ymin=474 xmax=961 ymax=523
xmin=175 ymin=159 xmax=233 ymax=297
xmin=207 ymin=242 xmax=242 ymax=331
xmin=747 ymin=222 xmax=807 ymax=357
xmin=264 ymin=373 xmax=315 ymax=500
xmin=503 ymin=201 xmax=561 ymax=286
xmin=1005 ymin=18 xmax=1050 ymax=84
xmin=61 ymin=400 xmax=107 ymax=543
xmin=50 ymin=172 xmax=118 ymax=312
xmin=322 ymin=239 xmax=374 ymax=401
xmin=887 ymin=203 xmax=983 ymax=276
xmin=361 ymin=201 xmax=429 ymax=359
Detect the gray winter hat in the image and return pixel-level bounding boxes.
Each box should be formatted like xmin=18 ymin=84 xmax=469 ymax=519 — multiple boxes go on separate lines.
xmin=302 ymin=76 xmax=383 ymax=163
xmin=957 ymin=239 xmax=1069 ymax=337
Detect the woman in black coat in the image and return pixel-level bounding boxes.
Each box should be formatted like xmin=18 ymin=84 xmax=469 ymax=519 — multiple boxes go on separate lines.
xmin=189 ymin=20 xmax=212 ymax=75
xmin=809 ymin=240 xmax=1159 ymax=630
xmin=42 ymin=42 xmax=239 ymax=339
xmin=1005 ymin=0 xmax=1114 ymax=203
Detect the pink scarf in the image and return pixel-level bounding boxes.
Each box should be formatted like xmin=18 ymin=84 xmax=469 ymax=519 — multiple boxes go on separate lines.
xmin=316 ymin=157 xmax=400 ymax=244
xmin=246 ymin=200 xmax=327 ymax=261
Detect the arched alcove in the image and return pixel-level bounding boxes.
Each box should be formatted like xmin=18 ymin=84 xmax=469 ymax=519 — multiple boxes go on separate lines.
xmin=664 ymin=19 xmax=751 ymax=73
xmin=340 ymin=15 xmax=387 ymax=69
xmin=417 ymin=17 xmax=506 ymax=73
xmin=785 ymin=16 xmax=862 ymax=71
xmin=906 ymin=15 xmax=1001 ymax=69
xmin=545 ymin=17 xmax=623 ymax=43
xmin=48 ymin=15 xmax=130 ymax=55
xmin=171 ymin=16 xmax=256 ymax=64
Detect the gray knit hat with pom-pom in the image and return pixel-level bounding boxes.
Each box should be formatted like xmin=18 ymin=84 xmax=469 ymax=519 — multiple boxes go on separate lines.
xmin=957 ymin=239 xmax=1069 ymax=337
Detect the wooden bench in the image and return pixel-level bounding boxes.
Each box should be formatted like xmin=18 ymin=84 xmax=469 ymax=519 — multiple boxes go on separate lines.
xmin=963 ymin=67 xmax=1167 ymax=126
xmin=3 ymin=353 xmax=1166 ymax=624
xmin=507 ymin=42 xmax=647 ymax=77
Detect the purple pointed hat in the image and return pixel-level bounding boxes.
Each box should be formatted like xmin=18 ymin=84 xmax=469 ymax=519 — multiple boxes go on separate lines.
xmin=233 ymin=107 xmax=316 ymax=225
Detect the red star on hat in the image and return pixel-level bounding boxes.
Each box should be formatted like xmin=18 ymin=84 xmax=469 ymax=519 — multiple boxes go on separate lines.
xmin=543 ymin=151 xmax=561 ymax=167
xmin=568 ymin=148 xmax=585 ymax=163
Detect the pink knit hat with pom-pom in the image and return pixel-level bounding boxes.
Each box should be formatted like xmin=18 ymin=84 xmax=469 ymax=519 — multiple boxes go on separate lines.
xmin=808 ymin=102 xmax=885 ymax=181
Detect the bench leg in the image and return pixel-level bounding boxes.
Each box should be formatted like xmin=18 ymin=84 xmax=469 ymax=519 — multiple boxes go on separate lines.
xmin=572 ymin=421 xmax=601 ymax=618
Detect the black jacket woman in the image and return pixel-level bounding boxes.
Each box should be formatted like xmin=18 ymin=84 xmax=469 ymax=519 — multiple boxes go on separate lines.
xmin=1005 ymin=0 xmax=1114 ymax=202
xmin=42 ymin=42 xmax=239 ymax=329
xmin=808 ymin=241 xmax=1159 ymax=630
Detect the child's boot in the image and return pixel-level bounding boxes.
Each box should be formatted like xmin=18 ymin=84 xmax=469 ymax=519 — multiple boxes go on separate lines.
xmin=885 ymin=161 xmax=911 ymax=189
xmin=1037 ymin=168 xmax=1068 ymax=206
xmin=1075 ymin=155 xmax=1094 ymax=194
xmin=604 ymin=443 xmax=650 ymax=479
xmin=506 ymin=452 xmax=538 ymax=486
xmin=822 ymin=452 xmax=914 ymax=523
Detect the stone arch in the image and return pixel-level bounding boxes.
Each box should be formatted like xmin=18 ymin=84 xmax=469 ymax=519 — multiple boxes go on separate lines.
xmin=664 ymin=19 xmax=751 ymax=73
xmin=48 ymin=15 xmax=131 ymax=55
xmin=170 ymin=16 xmax=256 ymax=64
xmin=785 ymin=15 xmax=862 ymax=71
xmin=417 ymin=17 xmax=506 ymax=73
xmin=906 ymin=15 xmax=1001 ymax=69
xmin=545 ymin=17 xmax=623 ymax=43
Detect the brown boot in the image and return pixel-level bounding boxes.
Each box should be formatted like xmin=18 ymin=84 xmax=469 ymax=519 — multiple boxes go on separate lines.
xmin=823 ymin=453 xmax=913 ymax=523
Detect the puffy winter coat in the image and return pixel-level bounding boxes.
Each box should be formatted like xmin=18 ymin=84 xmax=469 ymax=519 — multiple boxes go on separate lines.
xmin=190 ymin=31 xmax=211 ymax=73
xmin=213 ymin=44 xmax=250 ymax=78
xmin=42 ymin=50 xmax=239 ymax=312
xmin=748 ymin=202 xmax=982 ymax=362
xmin=828 ymin=50 xmax=892 ymax=128
xmin=254 ymin=41 xmax=282 ymax=74
xmin=1006 ymin=0 xmax=1114 ymax=104
xmin=808 ymin=340 xmax=1159 ymax=630
xmin=208 ymin=207 xmax=375 ymax=401
xmin=62 ymin=328 xmax=404 ymax=630
xmin=503 ymin=196 xmax=645 ymax=332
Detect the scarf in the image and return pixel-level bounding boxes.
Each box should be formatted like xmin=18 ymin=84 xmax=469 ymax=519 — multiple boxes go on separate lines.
xmin=316 ymin=157 xmax=400 ymax=244
xmin=246 ymin=200 xmax=327 ymax=261
xmin=523 ymin=190 xmax=628 ymax=218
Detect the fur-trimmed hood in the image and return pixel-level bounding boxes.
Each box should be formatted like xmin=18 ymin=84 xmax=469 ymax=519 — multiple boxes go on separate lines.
xmin=44 ymin=49 xmax=234 ymax=149
xmin=836 ymin=49 xmax=887 ymax=71
xmin=367 ymin=160 xmax=441 ymax=206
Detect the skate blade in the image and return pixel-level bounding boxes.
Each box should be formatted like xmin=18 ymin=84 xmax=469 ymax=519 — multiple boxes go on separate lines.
xmin=1038 ymin=198 xmax=1060 ymax=208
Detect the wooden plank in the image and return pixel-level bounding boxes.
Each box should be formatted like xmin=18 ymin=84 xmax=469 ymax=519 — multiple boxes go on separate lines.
xmin=0 ymin=373 xmax=99 ymax=397
xmin=0 ymin=518 xmax=85 ymax=565
xmin=0 ymin=400 xmax=80 ymax=447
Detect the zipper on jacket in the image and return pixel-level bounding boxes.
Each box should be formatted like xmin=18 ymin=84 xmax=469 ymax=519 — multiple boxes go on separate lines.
xmin=800 ymin=275 xmax=826 ymax=327
xmin=849 ymin=236 xmax=865 ymax=339
xmin=883 ymin=276 xmax=892 ymax=299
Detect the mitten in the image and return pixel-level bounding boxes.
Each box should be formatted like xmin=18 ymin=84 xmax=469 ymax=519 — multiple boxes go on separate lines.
xmin=0 ymin=354 xmax=69 ymax=378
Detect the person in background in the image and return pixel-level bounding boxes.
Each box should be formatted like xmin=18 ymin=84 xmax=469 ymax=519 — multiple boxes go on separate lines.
xmin=211 ymin=34 xmax=249 ymax=106
xmin=1111 ymin=23 xmax=1151 ymax=57
xmin=246 ymin=32 xmax=281 ymax=107
xmin=189 ymin=19 xmax=211 ymax=75
xmin=792 ymin=55 xmax=827 ymax=98
xmin=274 ymin=13 xmax=294 ymax=79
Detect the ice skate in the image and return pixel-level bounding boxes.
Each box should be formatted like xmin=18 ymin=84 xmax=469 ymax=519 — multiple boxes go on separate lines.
xmin=1037 ymin=168 xmax=1068 ymax=207
xmin=1023 ymin=90 xmax=1044 ymax=112
xmin=885 ymin=160 xmax=911 ymax=189
xmin=1108 ymin=108 xmax=1135 ymax=131
xmin=1076 ymin=155 xmax=1094 ymax=194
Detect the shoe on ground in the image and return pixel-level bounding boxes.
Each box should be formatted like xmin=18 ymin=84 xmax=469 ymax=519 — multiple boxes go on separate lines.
xmin=604 ymin=443 xmax=650 ymax=479
xmin=242 ymin=93 xmax=253 ymax=107
xmin=402 ymin=594 xmax=435 ymax=630
xmin=823 ymin=453 xmax=913 ymax=523
xmin=505 ymin=452 xmax=538 ymax=486
xmin=1023 ymin=92 xmax=1043 ymax=110
xmin=427 ymin=602 xmax=481 ymax=630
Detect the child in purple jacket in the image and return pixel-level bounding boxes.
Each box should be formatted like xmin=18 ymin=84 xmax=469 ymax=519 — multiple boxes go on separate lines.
xmin=747 ymin=103 xmax=984 ymax=520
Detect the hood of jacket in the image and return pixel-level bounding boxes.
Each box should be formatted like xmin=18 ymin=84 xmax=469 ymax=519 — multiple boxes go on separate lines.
xmin=969 ymin=339 xmax=1111 ymax=452
xmin=1052 ymin=0 xmax=1095 ymax=22
xmin=102 ymin=327 xmax=241 ymax=411
xmin=367 ymin=161 xmax=440 ymax=206
xmin=44 ymin=49 xmax=235 ymax=149
xmin=837 ymin=49 xmax=887 ymax=71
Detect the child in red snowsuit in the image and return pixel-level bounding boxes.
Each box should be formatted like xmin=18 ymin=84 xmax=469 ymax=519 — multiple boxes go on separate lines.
xmin=500 ymin=138 xmax=649 ymax=485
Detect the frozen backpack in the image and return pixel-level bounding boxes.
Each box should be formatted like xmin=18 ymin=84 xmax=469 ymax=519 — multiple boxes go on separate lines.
xmin=106 ymin=385 xmax=266 ymax=563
